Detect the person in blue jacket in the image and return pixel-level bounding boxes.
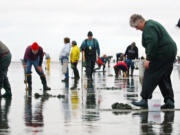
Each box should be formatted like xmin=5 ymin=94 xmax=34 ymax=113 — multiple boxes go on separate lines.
xmin=81 ymin=31 xmax=100 ymax=82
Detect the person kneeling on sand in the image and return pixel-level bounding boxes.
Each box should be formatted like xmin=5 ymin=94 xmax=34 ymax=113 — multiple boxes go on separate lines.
xmin=114 ymin=61 xmax=128 ymax=78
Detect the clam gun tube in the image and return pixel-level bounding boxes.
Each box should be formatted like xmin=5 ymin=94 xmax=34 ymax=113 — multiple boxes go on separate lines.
xmin=20 ymin=59 xmax=28 ymax=92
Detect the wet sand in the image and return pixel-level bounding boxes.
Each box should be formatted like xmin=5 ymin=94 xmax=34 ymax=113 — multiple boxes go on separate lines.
xmin=1 ymin=62 xmax=180 ymax=135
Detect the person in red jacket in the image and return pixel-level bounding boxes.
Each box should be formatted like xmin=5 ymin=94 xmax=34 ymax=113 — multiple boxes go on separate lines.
xmin=114 ymin=61 xmax=128 ymax=78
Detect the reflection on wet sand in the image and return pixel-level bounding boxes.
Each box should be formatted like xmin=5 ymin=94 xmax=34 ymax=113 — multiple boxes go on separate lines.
xmin=132 ymin=111 xmax=175 ymax=135
xmin=24 ymin=92 xmax=49 ymax=133
xmin=0 ymin=98 xmax=11 ymax=134
xmin=82 ymin=81 xmax=100 ymax=122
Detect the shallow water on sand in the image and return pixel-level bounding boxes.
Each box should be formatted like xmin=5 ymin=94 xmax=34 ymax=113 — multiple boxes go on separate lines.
xmin=1 ymin=62 xmax=180 ymax=135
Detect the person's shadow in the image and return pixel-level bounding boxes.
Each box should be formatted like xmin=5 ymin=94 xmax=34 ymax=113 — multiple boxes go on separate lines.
xmin=0 ymin=98 xmax=12 ymax=134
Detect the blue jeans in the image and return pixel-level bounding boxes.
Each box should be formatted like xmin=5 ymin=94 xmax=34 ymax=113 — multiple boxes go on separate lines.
xmin=61 ymin=56 xmax=69 ymax=79
xmin=25 ymin=57 xmax=44 ymax=76
xmin=126 ymin=59 xmax=135 ymax=70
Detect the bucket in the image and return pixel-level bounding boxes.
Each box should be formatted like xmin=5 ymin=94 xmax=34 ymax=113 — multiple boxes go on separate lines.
xmin=148 ymin=99 xmax=161 ymax=111
xmin=148 ymin=112 xmax=161 ymax=123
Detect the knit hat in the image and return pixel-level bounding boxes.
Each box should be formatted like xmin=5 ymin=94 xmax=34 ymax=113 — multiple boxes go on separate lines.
xmin=72 ymin=41 xmax=77 ymax=45
xmin=87 ymin=31 xmax=93 ymax=36
xmin=31 ymin=42 xmax=39 ymax=50
xmin=177 ymin=19 xmax=180 ymax=28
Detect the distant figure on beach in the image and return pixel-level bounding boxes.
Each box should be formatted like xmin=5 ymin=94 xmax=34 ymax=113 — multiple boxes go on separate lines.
xmin=70 ymin=40 xmax=80 ymax=80
xmin=80 ymin=31 xmax=100 ymax=83
xmin=0 ymin=41 xmax=12 ymax=98
xmin=124 ymin=42 xmax=138 ymax=76
xmin=23 ymin=42 xmax=51 ymax=92
xmin=114 ymin=61 xmax=128 ymax=78
xmin=44 ymin=52 xmax=50 ymax=71
xmin=59 ymin=37 xmax=71 ymax=82
xmin=130 ymin=14 xmax=177 ymax=109
xmin=106 ymin=55 xmax=113 ymax=67
xmin=176 ymin=18 xmax=180 ymax=28
xmin=95 ymin=54 xmax=107 ymax=72
xmin=116 ymin=52 xmax=123 ymax=63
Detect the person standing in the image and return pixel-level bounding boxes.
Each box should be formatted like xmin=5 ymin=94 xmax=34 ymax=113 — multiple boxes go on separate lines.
xmin=44 ymin=52 xmax=51 ymax=71
xmin=130 ymin=14 xmax=177 ymax=109
xmin=0 ymin=41 xmax=12 ymax=98
xmin=59 ymin=37 xmax=71 ymax=82
xmin=80 ymin=31 xmax=100 ymax=82
xmin=70 ymin=41 xmax=80 ymax=80
xmin=124 ymin=42 xmax=138 ymax=76
xmin=23 ymin=42 xmax=51 ymax=91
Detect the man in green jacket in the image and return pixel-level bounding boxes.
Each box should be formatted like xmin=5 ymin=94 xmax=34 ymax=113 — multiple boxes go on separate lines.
xmin=130 ymin=14 xmax=177 ymax=109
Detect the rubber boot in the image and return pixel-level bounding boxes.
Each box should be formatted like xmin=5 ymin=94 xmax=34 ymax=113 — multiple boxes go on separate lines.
xmin=131 ymin=69 xmax=134 ymax=76
xmin=40 ymin=75 xmax=51 ymax=91
xmin=2 ymin=77 xmax=12 ymax=98
xmin=26 ymin=74 xmax=32 ymax=91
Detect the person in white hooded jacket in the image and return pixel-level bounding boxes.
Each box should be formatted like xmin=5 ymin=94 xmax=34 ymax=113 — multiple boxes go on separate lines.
xmin=59 ymin=37 xmax=71 ymax=82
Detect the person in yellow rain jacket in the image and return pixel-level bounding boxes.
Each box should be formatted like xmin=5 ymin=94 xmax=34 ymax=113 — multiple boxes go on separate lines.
xmin=70 ymin=41 xmax=80 ymax=80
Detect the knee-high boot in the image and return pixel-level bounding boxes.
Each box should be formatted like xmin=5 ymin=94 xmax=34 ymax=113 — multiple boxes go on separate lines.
xmin=40 ymin=75 xmax=51 ymax=91
xmin=2 ymin=76 xmax=12 ymax=98
xmin=26 ymin=74 xmax=32 ymax=91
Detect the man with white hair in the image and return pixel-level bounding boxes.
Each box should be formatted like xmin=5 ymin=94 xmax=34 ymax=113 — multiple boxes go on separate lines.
xmin=130 ymin=14 xmax=177 ymax=109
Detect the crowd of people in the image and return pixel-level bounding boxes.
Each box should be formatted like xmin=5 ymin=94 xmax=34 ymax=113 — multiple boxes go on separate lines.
xmin=0 ymin=14 xmax=179 ymax=110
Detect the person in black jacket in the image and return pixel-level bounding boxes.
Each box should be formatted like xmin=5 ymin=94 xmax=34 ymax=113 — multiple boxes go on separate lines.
xmin=124 ymin=42 xmax=138 ymax=76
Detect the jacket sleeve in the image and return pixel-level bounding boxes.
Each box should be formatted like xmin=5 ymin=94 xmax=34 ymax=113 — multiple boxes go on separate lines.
xmin=80 ymin=41 xmax=85 ymax=51
xmin=23 ymin=47 xmax=29 ymax=64
xmin=96 ymin=39 xmax=100 ymax=56
xmin=39 ymin=48 xmax=44 ymax=66
xmin=70 ymin=48 xmax=73 ymax=63
xmin=135 ymin=47 xmax=139 ymax=59
xmin=124 ymin=46 xmax=129 ymax=57
xmin=77 ymin=47 xmax=80 ymax=61
xmin=143 ymin=26 xmax=158 ymax=61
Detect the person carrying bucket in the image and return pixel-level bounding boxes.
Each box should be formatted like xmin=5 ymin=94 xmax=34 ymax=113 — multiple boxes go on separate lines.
xmin=130 ymin=14 xmax=177 ymax=109
xmin=23 ymin=42 xmax=51 ymax=92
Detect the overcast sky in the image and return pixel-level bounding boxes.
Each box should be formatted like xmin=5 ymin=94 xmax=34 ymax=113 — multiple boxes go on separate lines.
xmin=0 ymin=0 xmax=180 ymax=61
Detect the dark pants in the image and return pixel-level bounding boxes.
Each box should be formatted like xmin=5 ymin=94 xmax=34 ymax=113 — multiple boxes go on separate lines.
xmin=95 ymin=64 xmax=105 ymax=71
xmin=0 ymin=53 xmax=12 ymax=94
xmin=71 ymin=62 xmax=79 ymax=79
xmin=126 ymin=59 xmax=135 ymax=70
xmin=141 ymin=57 xmax=175 ymax=103
xmin=85 ymin=56 xmax=96 ymax=80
